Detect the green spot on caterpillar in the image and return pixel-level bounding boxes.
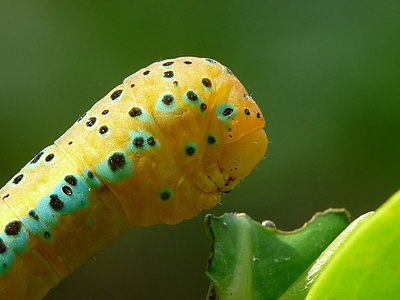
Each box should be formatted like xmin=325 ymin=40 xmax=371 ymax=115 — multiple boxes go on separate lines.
xmin=159 ymin=188 xmax=173 ymax=201
xmin=216 ymin=104 xmax=237 ymax=121
xmin=184 ymin=143 xmax=198 ymax=156
xmin=96 ymin=152 xmax=134 ymax=184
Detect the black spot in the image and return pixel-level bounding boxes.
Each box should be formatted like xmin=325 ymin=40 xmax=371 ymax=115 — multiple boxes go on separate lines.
xmin=202 ymin=78 xmax=212 ymax=88
xmin=64 ymin=175 xmax=77 ymax=186
xmin=257 ymin=112 xmax=261 ymax=118
xmin=244 ymin=108 xmax=250 ymax=116
xmin=163 ymin=71 xmax=174 ymax=78
xmin=31 ymin=151 xmax=44 ymax=164
xmin=0 ymin=238 xmax=6 ymax=254
xmin=222 ymin=107 xmax=234 ymax=116
xmin=12 ymin=174 xmax=23 ymax=185
xmin=129 ymin=107 xmax=143 ymax=117
xmin=183 ymin=61 xmax=192 ymax=64
xmin=62 ymin=185 xmax=73 ymax=196
xmin=99 ymin=125 xmax=109 ymax=135
xmin=206 ymin=58 xmax=216 ymax=64
xmin=173 ymin=81 xmax=178 ymax=86
xmin=50 ymin=194 xmax=64 ymax=211
xmin=162 ymin=94 xmax=174 ymax=106
xmin=228 ymin=134 xmax=233 ymax=138
xmin=207 ymin=135 xmax=217 ymax=145
xmin=225 ymin=67 xmax=233 ymax=74
xmin=108 ymin=153 xmax=126 ymax=172
xmin=185 ymin=146 xmax=196 ymax=156
xmin=77 ymin=112 xmax=87 ymax=122
xmin=200 ymin=103 xmax=207 ymax=112
xmin=29 ymin=210 xmax=39 ymax=221
xmin=44 ymin=231 xmax=51 ymax=239
xmin=102 ymin=109 xmax=109 ymax=115
xmin=68 ymin=141 xmax=73 ymax=145
xmin=162 ymin=61 xmax=174 ymax=66
xmin=2 ymin=194 xmax=9 ymax=200
xmin=160 ymin=190 xmax=172 ymax=201
xmin=133 ymin=137 xmax=145 ymax=148
xmin=110 ymin=89 xmax=123 ymax=100
xmin=143 ymin=70 xmax=150 ymax=75
xmin=147 ymin=136 xmax=156 ymax=146
xmin=87 ymin=171 xmax=94 ymax=179
xmin=5 ymin=220 xmax=22 ymax=236
xmin=186 ymin=91 xmax=198 ymax=101
xmin=130 ymin=83 xmax=135 ymax=88
xmin=86 ymin=117 xmax=97 ymax=127
xmin=45 ymin=153 xmax=55 ymax=162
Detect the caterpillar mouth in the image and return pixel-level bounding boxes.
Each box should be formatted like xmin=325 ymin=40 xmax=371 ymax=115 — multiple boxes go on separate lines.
xmin=197 ymin=128 xmax=268 ymax=193
xmin=217 ymin=128 xmax=268 ymax=192
xmin=190 ymin=128 xmax=267 ymax=196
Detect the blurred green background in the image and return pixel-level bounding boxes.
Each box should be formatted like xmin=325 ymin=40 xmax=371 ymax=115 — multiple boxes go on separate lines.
xmin=1 ymin=1 xmax=400 ymax=299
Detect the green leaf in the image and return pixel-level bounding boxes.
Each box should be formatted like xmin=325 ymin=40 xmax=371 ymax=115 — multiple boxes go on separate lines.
xmin=205 ymin=210 xmax=350 ymax=300
xmin=279 ymin=211 xmax=374 ymax=300
xmin=306 ymin=190 xmax=400 ymax=299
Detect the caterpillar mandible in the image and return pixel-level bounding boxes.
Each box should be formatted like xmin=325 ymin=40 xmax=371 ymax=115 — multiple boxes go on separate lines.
xmin=0 ymin=57 xmax=268 ymax=299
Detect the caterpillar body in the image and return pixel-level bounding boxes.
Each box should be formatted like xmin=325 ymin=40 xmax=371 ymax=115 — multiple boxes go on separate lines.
xmin=0 ymin=57 xmax=268 ymax=299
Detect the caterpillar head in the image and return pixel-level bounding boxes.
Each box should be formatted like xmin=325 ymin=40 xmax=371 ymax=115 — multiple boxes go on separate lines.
xmin=201 ymin=62 xmax=268 ymax=193
xmin=146 ymin=57 xmax=268 ymax=219
xmin=121 ymin=57 xmax=268 ymax=225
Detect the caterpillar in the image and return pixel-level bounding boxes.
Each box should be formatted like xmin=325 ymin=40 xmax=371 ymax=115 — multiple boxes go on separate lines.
xmin=0 ymin=57 xmax=268 ymax=299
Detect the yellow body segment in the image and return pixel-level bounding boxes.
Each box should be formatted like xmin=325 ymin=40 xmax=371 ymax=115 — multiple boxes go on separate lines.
xmin=0 ymin=57 xmax=268 ymax=299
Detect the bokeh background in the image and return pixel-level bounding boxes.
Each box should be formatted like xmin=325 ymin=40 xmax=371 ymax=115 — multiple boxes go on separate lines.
xmin=1 ymin=1 xmax=400 ymax=299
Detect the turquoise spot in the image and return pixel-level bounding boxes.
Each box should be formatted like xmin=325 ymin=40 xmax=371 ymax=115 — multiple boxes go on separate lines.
xmin=23 ymin=174 xmax=90 ymax=237
xmin=96 ymin=152 xmax=134 ymax=184
xmin=0 ymin=224 xmax=30 ymax=276
xmin=216 ymin=104 xmax=237 ymax=122
xmin=37 ymin=178 xmax=89 ymax=222
xmin=0 ymin=249 xmax=16 ymax=277
xmin=5 ymin=173 xmax=91 ymax=274
xmin=127 ymin=131 xmax=159 ymax=153
xmin=129 ymin=107 xmax=153 ymax=123
xmin=156 ymin=93 xmax=177 ymax=112
xmin=159 ymin=188 xmax=173 ymax=201
xmin=83 ymin=168 xmax=103 ymax=190
xmin=22 ymin=213 xmax=52 ymax=239
xmin=207 ymin=134 xmax=218 ymax=145
xmin=184 ymin=143 xmax=198 ymax=156
xmin=1 ymin=226 xmax=29 ymax=255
